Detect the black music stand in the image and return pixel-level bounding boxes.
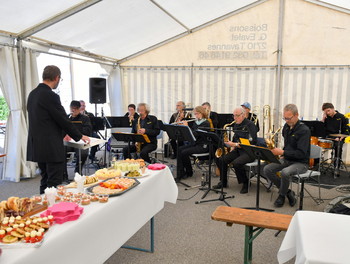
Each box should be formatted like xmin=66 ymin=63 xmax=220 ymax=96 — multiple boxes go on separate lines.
xmin=240 ymin=144 xmax=279 ymax=212
xmin=112 ymin=132 xmax=148 ymax=160
xmin=106 ymin=116 xmax=130 ymax=128
xmin=302 ymin=120 xmax=326 ymax=138
xmin=194 ymin=129 xmax=235 ymax=206
xmin=164 ymin=124 xmax=195 ymax=187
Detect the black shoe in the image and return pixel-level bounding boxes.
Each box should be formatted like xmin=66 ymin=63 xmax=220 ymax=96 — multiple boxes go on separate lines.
xmin=170 ymin=154 xmax=176 ymax=159
xmin=286 ymin=190 xmax=297 ymax=207
xmin=240 ymin=183 xmax=248 ymax=194
xmin=274 ymin=195 xmax=285 ymax=207
xmin=213 ymin=182 xmax=227 ymax=189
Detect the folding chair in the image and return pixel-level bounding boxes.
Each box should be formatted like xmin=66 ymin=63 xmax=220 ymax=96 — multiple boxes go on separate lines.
xmin=293 ymin=144 xmax=324 ymax=210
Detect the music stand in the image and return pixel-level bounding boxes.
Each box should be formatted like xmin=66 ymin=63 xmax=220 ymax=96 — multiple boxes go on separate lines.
xmin=112 ymin=132 xmax=148 ymax=160
xmin=194 ymin=129 xmax=235 ymax=206
xmin=302 ymin=120 xmax=326 ymax=138
xmin=240 ymin=144 xmax=280 ymax=211
xmin=164 ymin=124 xmax=196 ymax=187
xmin=105 ymin=116 xmax=130 ymax=128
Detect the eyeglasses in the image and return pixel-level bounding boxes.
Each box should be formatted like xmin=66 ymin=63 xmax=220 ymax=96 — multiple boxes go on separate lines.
xmin=60 ymin=77 xmax=63 ymax=82
xmin=233 ymin=113 xmax=243 ymax=118
xmin=283 ymin=115 xmax=294 ymax=121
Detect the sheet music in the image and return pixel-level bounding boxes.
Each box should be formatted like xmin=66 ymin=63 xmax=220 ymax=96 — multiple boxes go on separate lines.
xmin=64 ymin=137 xmax=106 ymax=149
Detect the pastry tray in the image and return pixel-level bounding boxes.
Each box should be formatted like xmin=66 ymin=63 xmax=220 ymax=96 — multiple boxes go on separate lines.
xmin=0 ymin=238 xmax=44 ymax=249
xmin=85 ymin=177 xmax=140 ymax=197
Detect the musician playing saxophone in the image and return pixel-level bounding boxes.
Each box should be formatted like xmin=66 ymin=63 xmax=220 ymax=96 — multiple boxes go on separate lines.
xmin=177 ymin=106 xmax=210 ymax=180
xmin=122 ymin=103 xmax=160 ymax=163
xmin=169 ymin=101 xmax=192 ymax=159
xmin=263 ymin=104 xmax=310 ymax=208
xmin=213 ymin=107 xmax=257 ymax=194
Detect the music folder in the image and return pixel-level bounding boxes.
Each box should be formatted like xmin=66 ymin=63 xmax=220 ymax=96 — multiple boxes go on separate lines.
xmin=112 ymin=132 xmax=150 ymax=143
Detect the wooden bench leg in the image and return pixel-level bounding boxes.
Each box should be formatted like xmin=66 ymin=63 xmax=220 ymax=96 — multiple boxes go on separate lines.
xmin=244 ymin=226 xmax=265 ymax=264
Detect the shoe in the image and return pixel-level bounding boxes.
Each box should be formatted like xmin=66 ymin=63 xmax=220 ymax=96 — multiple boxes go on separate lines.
xmin=170 ymin=154 xmax=176 ymax=159
xmin=240 ymin=183 xmax=248 ymax=194
xmin=213 ymin=182 xmax=227 ymax=189
xmin=274 ymin=195 xmax=285 ymax=207
xmin=286 ymin=190 xmax=297 ymax=207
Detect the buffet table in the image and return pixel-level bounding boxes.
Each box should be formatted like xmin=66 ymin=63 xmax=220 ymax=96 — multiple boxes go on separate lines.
xmin=1 ymin=166 xmax=178 ymax=264
xmin=277 ymin=211 xmax=350 ymax=264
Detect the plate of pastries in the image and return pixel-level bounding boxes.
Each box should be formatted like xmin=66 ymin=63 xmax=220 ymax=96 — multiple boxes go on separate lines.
xmin=0 ymin=214 xmax=54 ymax=247
xmin=64 ymin=175 xmax=100 ymax=189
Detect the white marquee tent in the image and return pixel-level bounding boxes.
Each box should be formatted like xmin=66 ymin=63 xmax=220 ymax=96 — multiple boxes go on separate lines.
xmin=0 ymin=0 xmax=349 ymax=181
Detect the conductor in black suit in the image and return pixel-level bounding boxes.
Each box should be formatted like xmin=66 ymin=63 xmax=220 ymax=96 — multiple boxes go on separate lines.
xmin=27 ymin=65 xmax=90 ymax=194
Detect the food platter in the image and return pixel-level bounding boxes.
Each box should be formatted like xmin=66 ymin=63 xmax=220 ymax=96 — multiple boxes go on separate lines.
xmin=124 ymin=169 xmax=151 ymax=179
xmin=85 ymin=177 xmax=140 ymax=197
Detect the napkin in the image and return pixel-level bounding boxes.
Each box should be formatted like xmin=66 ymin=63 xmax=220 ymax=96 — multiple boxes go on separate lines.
xmin=74 ymin=172 xmax=86 ymax=192
xmin=44 ymin=187 xmax=57 ymax=206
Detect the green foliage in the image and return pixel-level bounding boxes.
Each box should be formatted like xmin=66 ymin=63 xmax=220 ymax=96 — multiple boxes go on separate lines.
xmin=0 ymin=96 xmax=9 ymax=121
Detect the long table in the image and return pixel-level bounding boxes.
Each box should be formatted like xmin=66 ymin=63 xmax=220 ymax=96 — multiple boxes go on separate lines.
xmin=278 ymin=210 xmax=350 ymax=264
xmin=1 ymin=167 xmax=178 ymax=264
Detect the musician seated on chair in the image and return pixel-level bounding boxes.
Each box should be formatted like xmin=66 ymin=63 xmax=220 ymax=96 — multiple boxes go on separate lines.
xmin=202 ymin=102 xmax=218 ymax=128
xmin=241 ymin=102 xmax=260 ymax=132
xmin=321 ymin=102 xmax=349 ymax=177
xmin=213 ymin=107 xmax=257 ymax=194
xmin=122 ymin=103 xmax=160 ymax=163
xmin=124 ymin=103 xmax=139 ymax=126
xmin=177 ymin=106 xmax=211 ymax=180
xmin=169 ymin=101 xmax=192 ymax=159
xmin=263 ymin=104 xmax=310 ymax=208
xmin=63 ymin=100 xmax=92 ymax=181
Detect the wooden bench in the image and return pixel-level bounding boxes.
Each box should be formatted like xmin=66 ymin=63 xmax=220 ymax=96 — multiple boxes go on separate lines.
xmin=211 ymin=206 xmax=292 ymax=264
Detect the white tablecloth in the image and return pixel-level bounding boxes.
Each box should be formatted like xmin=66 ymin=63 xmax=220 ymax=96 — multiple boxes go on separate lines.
xmin=1 ymin=167 xmax=178 ymax=264
xmin=278 ymin=211 xmax=350 ymax=264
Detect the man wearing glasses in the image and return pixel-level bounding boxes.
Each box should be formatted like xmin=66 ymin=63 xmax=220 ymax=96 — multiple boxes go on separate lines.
xmin=263 ymin=104 xmax=310 ymax=207
xmin=214 ymin=107 xmax=257 ymax=194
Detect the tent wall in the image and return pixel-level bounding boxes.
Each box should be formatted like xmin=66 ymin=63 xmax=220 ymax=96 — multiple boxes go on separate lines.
xmin=121 ymin=65 xmax=350 ymax=163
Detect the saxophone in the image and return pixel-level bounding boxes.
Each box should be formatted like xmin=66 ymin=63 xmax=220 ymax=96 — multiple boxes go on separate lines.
xmin=215 ymin=120 xmax=236 ymax=158
xmin=265 ymin=127 xmax=282 ymax=149
xmin=136 ymin=117 xmax=142 ymax=153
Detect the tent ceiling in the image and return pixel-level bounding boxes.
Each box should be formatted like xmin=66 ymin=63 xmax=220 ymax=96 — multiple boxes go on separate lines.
xmin=0 ymin=0 xmax=260 ymax=61
xmin=0 ymin=0 xmax=349 ymax=62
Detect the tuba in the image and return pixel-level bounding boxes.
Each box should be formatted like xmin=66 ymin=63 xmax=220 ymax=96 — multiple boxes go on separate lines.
xmin=215 ymin=120 xmax=236 ymax=158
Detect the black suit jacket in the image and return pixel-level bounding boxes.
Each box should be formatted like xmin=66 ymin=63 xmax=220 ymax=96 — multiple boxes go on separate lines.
xmin=27 ymin=83 xmax=82 ymax=163
xmin=131 ymin=115 xmax=160 ymax=145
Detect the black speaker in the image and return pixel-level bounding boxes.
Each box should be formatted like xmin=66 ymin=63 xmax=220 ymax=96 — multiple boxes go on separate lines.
xmin=89 ymin=77 xmax=106 ymax=104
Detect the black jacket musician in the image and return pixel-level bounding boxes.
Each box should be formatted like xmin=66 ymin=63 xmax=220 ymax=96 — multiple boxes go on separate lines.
xmin=63 ymin=100 xmax=92 ymax=180
xmin=177 ymin=106 xmax=211 ymax=180
xmin=263 ymin=104 xmax=310 ymax=208
xmin=169 ymin=101 xmax=192 ymax=158
xmin=214 ymin=107 xmax=258 ymax=194
xmin=122 ymin=103 xmax=160 ymax=163
xmin=27 ymin=66 xmax=90 ymax=194
xmin=322 ymin=103 xmax=349 ymax=174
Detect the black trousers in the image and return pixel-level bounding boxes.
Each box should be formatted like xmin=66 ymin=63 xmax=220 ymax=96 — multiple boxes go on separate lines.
xmin=333 ymin=140 xmax=344 ymax=168
xmin=38 ymin=162 xmax=65 ymax=194
xmin=63 ymin=146 xmax=89 ymax=180
xmin=122 ymin=143 xmax=157 ymax=163
xmin=177 ymin=144 xmax=208 ymax=178
xmin=215 ymin=149 xmax=254 ymax=185
xmin=170 ymin=139 xmax=184 ymax=156
xmin=89 ymin=131 xmax=100 ymax=160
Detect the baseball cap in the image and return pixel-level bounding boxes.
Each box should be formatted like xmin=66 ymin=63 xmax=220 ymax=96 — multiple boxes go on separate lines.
xmin=241 ymin=102 xmax=251 ymax=110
